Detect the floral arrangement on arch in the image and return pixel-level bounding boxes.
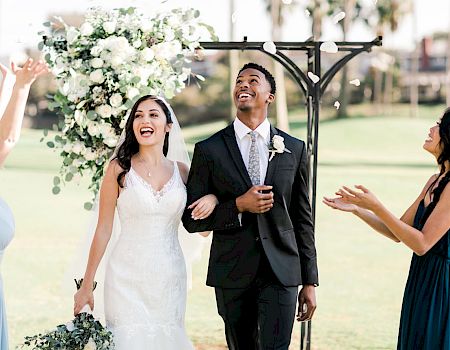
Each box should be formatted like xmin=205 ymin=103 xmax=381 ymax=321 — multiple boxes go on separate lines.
xmin=39 ymin=6 xmax=216 ymax=209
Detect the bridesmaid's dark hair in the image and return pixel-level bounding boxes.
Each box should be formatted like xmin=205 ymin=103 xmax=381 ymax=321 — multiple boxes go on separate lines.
xmin=114 ymin=95 xmax=172 ymax=187
xmin=426 ymin=107 xmax=450 ymax=199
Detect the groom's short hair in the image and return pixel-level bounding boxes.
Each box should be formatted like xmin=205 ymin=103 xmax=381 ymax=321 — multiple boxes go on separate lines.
xmin=238 ymin=63 xmax=276 ymax=95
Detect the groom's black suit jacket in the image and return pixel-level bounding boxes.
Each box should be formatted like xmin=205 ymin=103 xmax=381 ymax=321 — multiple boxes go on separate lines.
xmin=182 ymin=124 xmax=318 ymax=288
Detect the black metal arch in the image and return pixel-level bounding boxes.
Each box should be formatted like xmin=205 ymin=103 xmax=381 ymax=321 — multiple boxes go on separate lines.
xmin=199 ymin=36 xmax=382 ymax=350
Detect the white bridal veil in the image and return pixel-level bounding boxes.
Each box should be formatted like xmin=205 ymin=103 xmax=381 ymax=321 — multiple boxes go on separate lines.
xmin=64 ymin=96 xmax=208 ymax=321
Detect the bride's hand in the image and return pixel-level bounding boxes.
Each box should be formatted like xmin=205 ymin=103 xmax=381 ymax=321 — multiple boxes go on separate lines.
xmin=74 ymin=287 xmax=94 ymax=316
xmin=188 ymin=194 xmax=219 ymax=220
xmin=323 ymin=196 xmax=359 ymax=213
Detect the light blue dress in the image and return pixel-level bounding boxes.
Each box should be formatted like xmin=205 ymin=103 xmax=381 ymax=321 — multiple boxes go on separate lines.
xmin=0 ymin=198 xmax=14 ymax=350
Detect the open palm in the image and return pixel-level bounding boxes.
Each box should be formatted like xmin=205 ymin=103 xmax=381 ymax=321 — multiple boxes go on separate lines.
xmin=323 ymin=196 xmax=358 ymax=213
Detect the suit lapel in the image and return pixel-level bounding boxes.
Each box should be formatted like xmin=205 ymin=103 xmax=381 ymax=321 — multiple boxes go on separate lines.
xmin=263 ymin=125 xmax=280 ymax=186
xmin=222 ymin=124 xmax=253 ymax=188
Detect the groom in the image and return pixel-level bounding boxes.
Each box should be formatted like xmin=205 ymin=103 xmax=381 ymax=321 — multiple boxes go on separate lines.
xmin=182 ymin=62 xmax=318 ymax=349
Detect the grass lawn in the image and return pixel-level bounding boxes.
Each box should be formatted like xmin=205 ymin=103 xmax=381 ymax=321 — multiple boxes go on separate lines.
xmin=0 ymin=103 xmax=442 ymax=349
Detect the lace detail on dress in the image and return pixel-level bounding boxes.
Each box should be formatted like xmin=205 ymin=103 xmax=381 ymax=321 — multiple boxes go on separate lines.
xmin=129 ymin=165 xmax=177 ymax=202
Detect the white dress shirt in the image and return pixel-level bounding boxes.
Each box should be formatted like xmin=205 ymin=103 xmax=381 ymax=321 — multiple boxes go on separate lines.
xmin=233 ymin=117 xmax=271 ymax=185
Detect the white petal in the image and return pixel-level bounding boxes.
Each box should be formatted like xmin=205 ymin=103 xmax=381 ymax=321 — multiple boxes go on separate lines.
xmin=231 ymin=11 xmax=239 ymax=23
xmin=282 ymin=0 xmax=293 ymax=4
xmin=308 ymin=72 xmax=320 ymax=84
xmin=334 ymin=101 xmax=340 ymax=110
xmin=320 ymin=41 xmax=338 ymax=54
xmin=349 ymin=79 xmax=361 ymax=86
xmin=333 ymin=11 xmax=346 ymax=24
xmin=196 ymin=74 xmax=205 ymax=81
xmin=305 ymin=9 xmax=311 ymax=17
xmin=263 ymin=41 xmax=277 ymax=55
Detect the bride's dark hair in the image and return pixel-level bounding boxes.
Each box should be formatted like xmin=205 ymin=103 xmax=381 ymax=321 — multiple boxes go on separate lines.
xmin=114 ymin=95 xmax=172 ymax=187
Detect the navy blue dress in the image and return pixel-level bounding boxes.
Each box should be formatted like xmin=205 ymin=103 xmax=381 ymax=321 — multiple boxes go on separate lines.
xmin=397 ymin=176 xmax=450 ymax=350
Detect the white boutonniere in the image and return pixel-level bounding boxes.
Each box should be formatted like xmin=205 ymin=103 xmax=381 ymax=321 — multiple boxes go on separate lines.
xmin=268 ymin=135 xmax=291 ymax=161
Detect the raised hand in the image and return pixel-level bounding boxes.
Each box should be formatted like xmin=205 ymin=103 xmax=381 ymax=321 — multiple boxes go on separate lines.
xmin=10 ymin=58 xmax=48 ymax=88
xmin=335 ymin=185 xmax=382 ymax=212
xmin=323 ymin=196 xmax=359 ymax=213
xmin=188 ymin=194 xmax=219 ymax=220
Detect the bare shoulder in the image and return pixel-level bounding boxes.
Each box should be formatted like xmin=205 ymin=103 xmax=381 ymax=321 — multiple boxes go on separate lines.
xmin=106 ymin=159 xmax=125 ymax=179
xmin=176 ymin=161 xmax=190 ymax=184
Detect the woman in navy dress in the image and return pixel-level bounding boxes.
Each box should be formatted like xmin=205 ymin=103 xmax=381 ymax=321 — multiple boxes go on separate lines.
xmin=0 ymin=58 xmax=47 ymax=349
xmin=324 ymin=108 xmax=450 ymax=349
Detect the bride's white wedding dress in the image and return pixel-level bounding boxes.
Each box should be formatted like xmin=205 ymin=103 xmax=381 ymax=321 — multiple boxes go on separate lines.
xmin=104 ymin=162 xmax=194 ymax=349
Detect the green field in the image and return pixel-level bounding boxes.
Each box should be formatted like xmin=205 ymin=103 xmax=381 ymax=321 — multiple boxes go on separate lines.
xmin=0 ymin=104 xmax=443 ymax=349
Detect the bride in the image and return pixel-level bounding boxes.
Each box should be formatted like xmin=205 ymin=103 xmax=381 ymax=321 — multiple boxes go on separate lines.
xmin=73 ymin=95 xmax=217 ymax=349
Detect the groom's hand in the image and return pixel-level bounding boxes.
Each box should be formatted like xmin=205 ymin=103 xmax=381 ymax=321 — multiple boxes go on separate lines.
xmin=297 ymin=285 xmax=317 ymax=322
xmin=236 ymin=185 xmax=274 ymax=214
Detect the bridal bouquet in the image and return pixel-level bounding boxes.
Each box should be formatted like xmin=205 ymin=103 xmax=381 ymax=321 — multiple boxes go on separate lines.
xmin=39 ymin=6 xmax=216 ymax=208
xmin=21 ymin=310 xmax=113 ymax=350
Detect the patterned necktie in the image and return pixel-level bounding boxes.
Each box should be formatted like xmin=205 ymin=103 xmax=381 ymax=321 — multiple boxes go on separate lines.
xmin=248 ymin=131 xmax=260 ymax=186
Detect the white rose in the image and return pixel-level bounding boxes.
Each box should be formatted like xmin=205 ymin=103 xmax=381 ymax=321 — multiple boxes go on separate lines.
xmin=103 ymin=21 xmax=116 ymax=34
xmin=89 ymin=69 xmax=105 ymax=84
xmin=109 ymin=93 xmax=123 ymax=108
xmin=66 ymin=27 xmax=79 ymax=44
xmin=96 ymin=104 xmax=112 ymax=119
xmin=87 ymin=122 xmax=101 ymax=137
xmin=80 ymin=22 xmax=94 ymax=36
xmin=140 ymin=19 xmax=153 ymax=32
xmin=110 ymin=54 xmax=124 ymax=68
xmin=141 ymin=47 xmax=154 ymax=62
xmin=72 ymin=142 xmax=85 ymax=154
xmin=63 ymin=143 xmax=72 ymax=153
xmin=84 ymin=338 xmax=96 ymax=350
xmin=90 ymin=58 xmax=103 ymax=69
xmin=126 ymin=87 xmax=140 ymax=100
xmin=104 ymin=137 xmax=118 ymax=148
xmin=90 ymin=46 xmax=102 ymax=57
xmin=84 ymin=149 xmax=97 ymax=161
xmin=272 ymin=135 xmax=285 ymax=152
xmin=132 ymin=39 xmax=142 ymax=48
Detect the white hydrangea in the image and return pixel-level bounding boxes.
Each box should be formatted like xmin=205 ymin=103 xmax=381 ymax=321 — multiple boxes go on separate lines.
xmin=141 ymin=47 xmax=154 ymax=62
xmin=126 ymin=87 xmax=140 ymax=100
xmin=103 ymin=21 xmax=116 ymax=34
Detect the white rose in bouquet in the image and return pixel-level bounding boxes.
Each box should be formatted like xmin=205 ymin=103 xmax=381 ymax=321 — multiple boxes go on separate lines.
xmin=90 ymin=58 xmax=103 ymax=69
xmin=72 ymin=141 xmax=85 ymax=155
xmin=126 ymin=87 xmax=140 ymax=100
xmin=66 ymin=27 xmax=79 ymax=44
xmin=87 ymin=121 xmax=101 ymax=137
xmin=109 ymin=93 xmax=123 ymax=108
xmin=132 ymin=39 xmax=142 ymax=48
xmin=89 ymin=69 xmax=105 ymax=84
xmin=96 ymin=104 xmax=113 ymax=119
xmin=90 ymin=45 xmax=102 ymax=57
xmin=80 ymin=22 xmax=94 ymax=36
xmin=74 ymin=110 xmax=86 ymax=126
xmin=141 ymin=47 xmax=154 ymax=62
xmin=84 ymin=149 xmax=97 ymax=161
xmin=103 ymin=21 xmax=116 ymax=34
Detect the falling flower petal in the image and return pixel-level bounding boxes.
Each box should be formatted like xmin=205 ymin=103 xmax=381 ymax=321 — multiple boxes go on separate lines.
xmin=282 ymin=0 xmax=293 ymax=4
xmin=305 ymin=9 xmax=311 ymax=17
xmin=333 ymin=11 xmax=346 ymax=24
xmin=349 ymin=79 xmax=361 ymax=86
xmin=320 ymin=41 xmax=338 ymax=53
xmin=308 ymin=72 xmax=320 ymax=84
xmin=196 ymin=74 xmax=205 ymax=81
xmin=334 ymin=101 xmax=340 ymax=110
xmin=263 ymin=41 xmax=277 ymax=55
xmin=231 ymin=11 xmax=239 ymax=23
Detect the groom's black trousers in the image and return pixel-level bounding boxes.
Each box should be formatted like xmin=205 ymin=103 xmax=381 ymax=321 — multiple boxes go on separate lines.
xmin=215 ymin=252 xmax=298 ymax=350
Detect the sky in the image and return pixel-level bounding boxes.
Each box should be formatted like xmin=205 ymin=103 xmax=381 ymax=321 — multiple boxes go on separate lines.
xmin=0 ymin=0 xmax=449 ymax=57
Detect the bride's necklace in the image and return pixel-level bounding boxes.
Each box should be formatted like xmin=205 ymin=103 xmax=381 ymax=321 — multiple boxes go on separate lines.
xmin=138 ymin=154 xmax=155 ymax=177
